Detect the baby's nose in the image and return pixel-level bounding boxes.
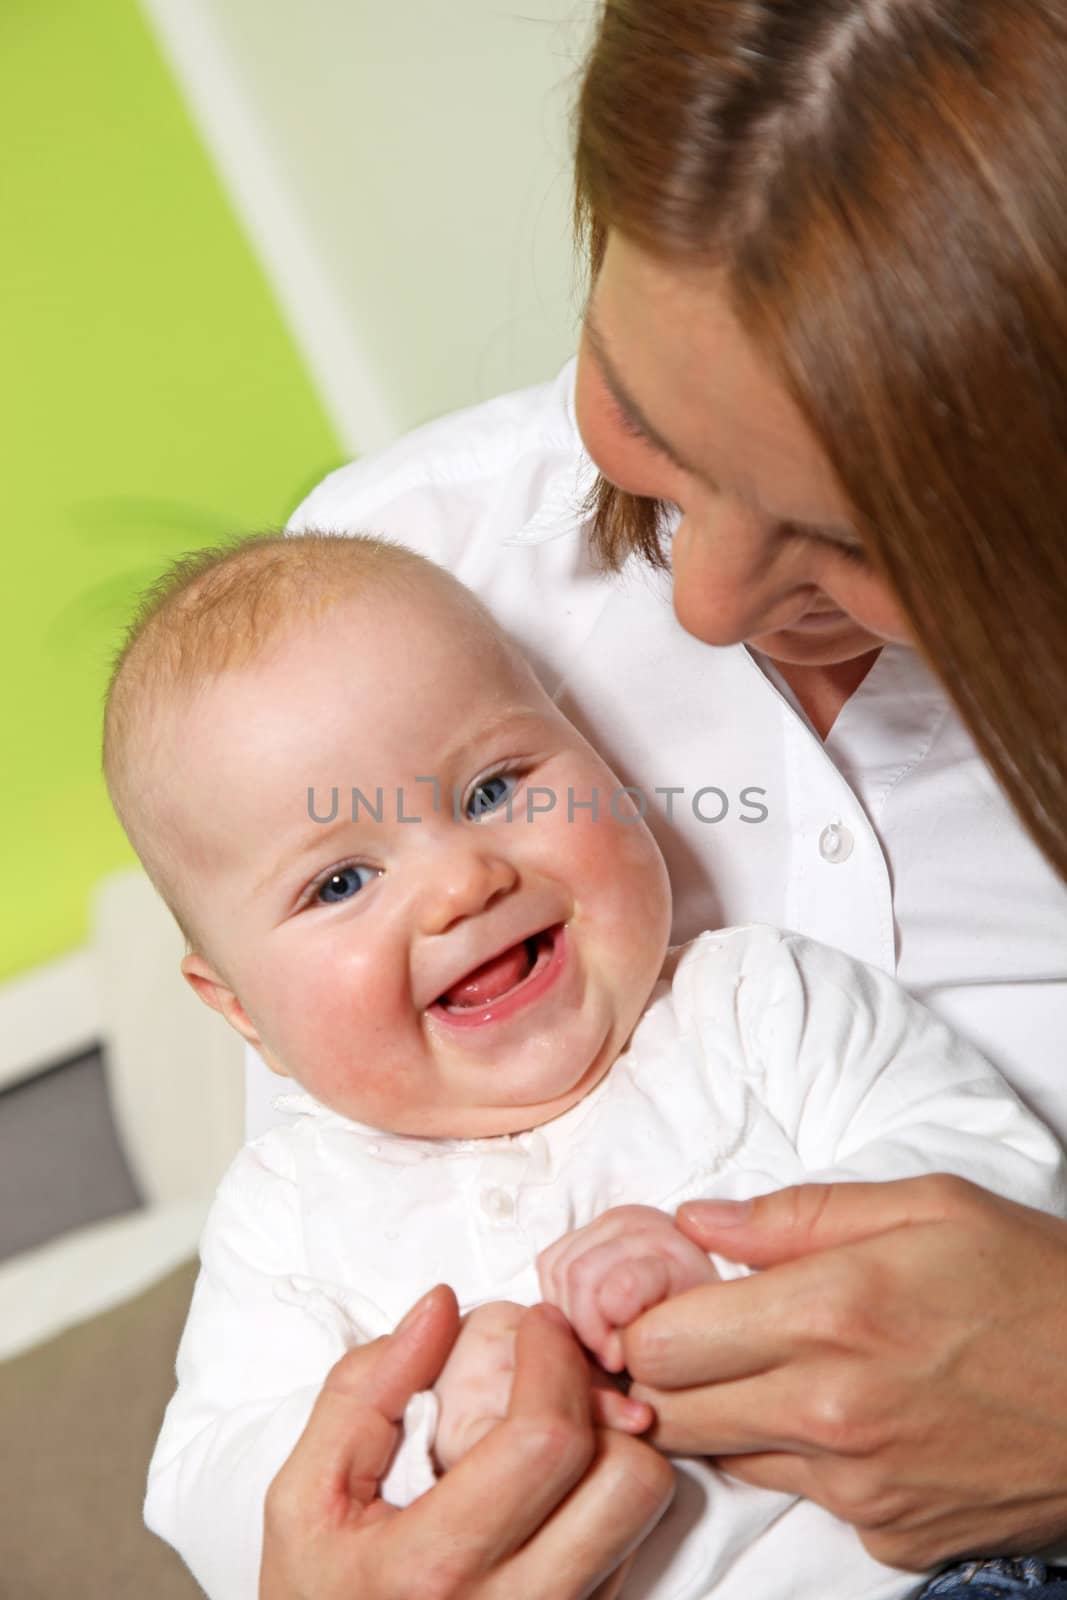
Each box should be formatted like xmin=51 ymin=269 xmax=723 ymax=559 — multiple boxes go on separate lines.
xmin=417 ymin=847 xmax=518 ymax=936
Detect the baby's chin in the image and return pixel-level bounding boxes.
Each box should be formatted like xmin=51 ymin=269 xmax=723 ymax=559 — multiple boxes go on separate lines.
xmin=328 ymin=1055 xmax=620 ymax=1142
xmin=383 ymin=1082 xmax=605 ymax=1141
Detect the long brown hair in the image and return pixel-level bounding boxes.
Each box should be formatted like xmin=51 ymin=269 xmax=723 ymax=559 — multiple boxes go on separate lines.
xmin=575 ymin=0 xmax=1067 ymax=881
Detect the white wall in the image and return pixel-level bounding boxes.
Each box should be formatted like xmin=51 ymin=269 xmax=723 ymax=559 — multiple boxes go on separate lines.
xmin=143 ymin=0 xmax=597 ymax=454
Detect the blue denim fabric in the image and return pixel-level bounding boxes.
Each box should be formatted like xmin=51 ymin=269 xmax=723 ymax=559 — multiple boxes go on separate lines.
xmin=918 ymin=1559 xmax=1067 ymax=1598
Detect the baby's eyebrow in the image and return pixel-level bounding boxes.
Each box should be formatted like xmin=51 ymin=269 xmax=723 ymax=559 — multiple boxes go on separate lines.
xmin=436 ymin=707 xmax=551 ymax=777
xmin=252 ymin=811 xmax=356 ymax=903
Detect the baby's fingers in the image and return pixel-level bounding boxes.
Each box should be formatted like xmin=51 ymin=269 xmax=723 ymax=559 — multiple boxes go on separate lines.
xmin=598 ymin=1255 xmax=676 ymax=1331
xmin=537 ymin=1208 xmax=664 ymax=1305
xmin=551 ymin=1241 xmax=640 ymax=1368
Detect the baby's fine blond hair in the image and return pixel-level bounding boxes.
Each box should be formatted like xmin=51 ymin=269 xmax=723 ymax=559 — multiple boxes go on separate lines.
xmin=102 ymin=530 xmax=455 ymax=958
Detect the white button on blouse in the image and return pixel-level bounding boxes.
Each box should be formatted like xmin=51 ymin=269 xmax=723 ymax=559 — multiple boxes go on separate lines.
xmin=819 ymin=822 xmax=854 ymax=864
xmin=480 ymin=1186 xmax=516 ymax=1225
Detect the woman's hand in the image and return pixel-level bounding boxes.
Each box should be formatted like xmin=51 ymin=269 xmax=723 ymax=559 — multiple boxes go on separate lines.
xmin=260 ymin=1285 xmax=674 ymax=1600
xmin=618 ymin=1176 xmax=1067 ymax=1571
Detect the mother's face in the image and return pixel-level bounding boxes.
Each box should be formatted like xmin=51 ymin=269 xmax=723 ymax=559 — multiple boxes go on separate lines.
xmin=576 ymin=232 xmax=910 ymax=668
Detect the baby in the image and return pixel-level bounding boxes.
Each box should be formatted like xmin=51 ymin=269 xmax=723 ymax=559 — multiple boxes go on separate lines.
xmin=106 ymin=533 xmax=1066 ymax=1600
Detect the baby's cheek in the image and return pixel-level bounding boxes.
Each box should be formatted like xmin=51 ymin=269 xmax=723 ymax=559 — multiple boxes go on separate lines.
xmin=577 ymin=809 xmax=671 ymax=1022
xmin=565 ymin=791 xmax=649 ymax=873
xmin=580 ymin=806 xmax=671 ymax=935
xmin=269 ymin=962 xmax=404 ymax=1109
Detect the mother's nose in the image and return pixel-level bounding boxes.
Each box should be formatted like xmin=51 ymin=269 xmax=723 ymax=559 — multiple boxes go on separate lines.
xmin=416 ymin=846 xmax=518 ymax=937
xmin=671 ymin=504 xmax=786 ymax=647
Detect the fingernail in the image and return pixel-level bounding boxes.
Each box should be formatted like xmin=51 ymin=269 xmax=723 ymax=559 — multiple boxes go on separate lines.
xmin=679 ymin=1198 xmax=753 ymax=1228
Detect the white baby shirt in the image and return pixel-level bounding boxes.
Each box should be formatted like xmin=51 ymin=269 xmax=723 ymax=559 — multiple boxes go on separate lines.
xmin=148 ymin=928 xmax=1067 ymax=1600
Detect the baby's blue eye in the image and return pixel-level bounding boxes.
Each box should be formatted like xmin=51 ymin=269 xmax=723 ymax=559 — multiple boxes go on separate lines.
xmin=316 ymin=864 xmax=378 ymax=904
xmin=466 ymin=772 xmax=516 ymax=819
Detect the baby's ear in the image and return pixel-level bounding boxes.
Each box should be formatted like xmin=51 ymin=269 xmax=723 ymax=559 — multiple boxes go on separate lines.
xmin=181 ymin=953 xmax=261 ymax=1048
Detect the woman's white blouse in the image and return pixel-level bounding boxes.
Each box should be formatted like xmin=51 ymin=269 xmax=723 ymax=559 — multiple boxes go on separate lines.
xmin=245 ymin=358 xmax=1067 ymax=1144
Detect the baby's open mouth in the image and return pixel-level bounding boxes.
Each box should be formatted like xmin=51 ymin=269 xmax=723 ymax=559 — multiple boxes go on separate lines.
xmin=436 ymin=928 xmax=557 ymax=1013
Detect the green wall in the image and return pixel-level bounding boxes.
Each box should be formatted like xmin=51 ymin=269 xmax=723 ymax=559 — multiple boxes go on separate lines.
xmin=1 ymin=0 xmax=341 ymax=982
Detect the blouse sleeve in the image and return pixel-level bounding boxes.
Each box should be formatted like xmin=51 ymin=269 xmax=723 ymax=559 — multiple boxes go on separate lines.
xmin=684 ymin=926 xmax=1067 ymax=1215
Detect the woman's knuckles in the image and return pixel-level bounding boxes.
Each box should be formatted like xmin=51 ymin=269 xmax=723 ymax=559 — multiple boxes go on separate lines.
xmin=619 ymin=1308 xmax=677 ymax=1387
xmin=861 ymin=1527 xmax=947 ymax=1575
xmin=262 ymin=1473 xmax=303 ymax=1540
xmin=386 ymin=1548 xmax=478 ymax=1600
xmin=814 ymin=1459 xmax=914 ymax=1531
xmin=798 ymin=1370 xmax=894 ymax=1457
xmin=784 ymin=1255 xmax=909 ymax=1349
xmin=502 ymin=1411 xmax=596 ymax=1482
xmin=597 ymin=1430 xmax=677 ymax=1509
xmin=908 ymin=1172 xmax=989 ymax=1223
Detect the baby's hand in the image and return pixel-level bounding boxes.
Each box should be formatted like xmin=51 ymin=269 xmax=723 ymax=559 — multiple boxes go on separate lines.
xmin=537 ymin=1205 xmax=719 ymax=1372
xmin=432 ymin=1301 xmax=522 ymax=1472
xmin=432 ymin=1299 xmax=652 ymax=1473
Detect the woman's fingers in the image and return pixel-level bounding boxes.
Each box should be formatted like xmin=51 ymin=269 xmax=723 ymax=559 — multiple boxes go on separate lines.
xmin=637 ymin=1186 xmax=1067 ymax=1567
xmin=624 ymin=1189 xmax=988 ymax=1394
xmin=618 ymin=1256 xmax=828 ymax=1390
xmin=262 ymin=1296 xmax=672 ymax=1600
xmin=373 ymin=1304 xmax=597 ymax=1580
xmin=628 ymin=1363 xmax=837 ymax=1456
xmin=497 ymin=1430 xmax=675 ymax=1600
xmin=674 ymin=1174 xmax=976 ymax=1269
xmin=367 ymin=1304 xmax=672 ymax=1599
xmin=509 ymin=1303 xmax=596 ymax=1425
xmin=589 ymin=1552 xmax=638 ymax=1600
xmin=260 ymin=1286 xmax=462 ymax=1599
xmin=266 ymin=1285 xmax=460 ymax=1525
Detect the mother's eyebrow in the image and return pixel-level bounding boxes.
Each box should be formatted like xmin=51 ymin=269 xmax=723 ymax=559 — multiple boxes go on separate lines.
xmin=584 ymin=309 xmax=864 ymax=549
xmin=584 ymin=309 xmax=705 ymax=478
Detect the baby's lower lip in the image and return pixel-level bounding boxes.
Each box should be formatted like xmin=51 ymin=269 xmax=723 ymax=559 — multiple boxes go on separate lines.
xmin=428 ymin=926 xmax=566 ymax=1030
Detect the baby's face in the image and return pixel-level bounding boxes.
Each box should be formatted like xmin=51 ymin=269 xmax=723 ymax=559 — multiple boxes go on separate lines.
xmin=170 ymin=581 xmax=672 ymax=1137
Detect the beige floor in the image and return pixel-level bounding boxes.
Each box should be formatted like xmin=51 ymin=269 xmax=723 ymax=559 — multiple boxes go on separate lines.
xmin=0 ymin=1258 xmax=204 ymax=1598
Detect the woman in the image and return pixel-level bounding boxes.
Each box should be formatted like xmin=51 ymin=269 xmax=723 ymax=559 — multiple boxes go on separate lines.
xmin=255 ymin=1 xmax=1067 ymax=1594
